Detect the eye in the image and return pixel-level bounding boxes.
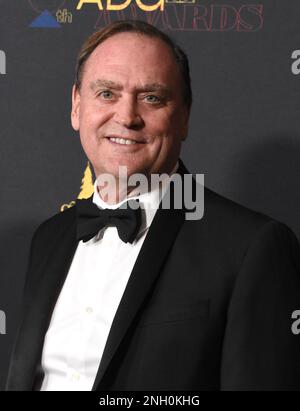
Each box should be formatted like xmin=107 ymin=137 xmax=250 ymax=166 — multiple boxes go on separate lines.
xmin=144 ymin=94 xmax=161 ymax=104
xmin=97 ymin=90 xmax=114 ymax=99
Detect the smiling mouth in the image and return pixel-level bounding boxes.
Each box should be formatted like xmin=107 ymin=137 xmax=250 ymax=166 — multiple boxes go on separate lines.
xmin=106 ymin=136 xmax=146 ymax=145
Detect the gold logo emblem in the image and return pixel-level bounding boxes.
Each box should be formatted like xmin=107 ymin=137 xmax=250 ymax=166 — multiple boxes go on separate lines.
xmin=60 ymin=162 xmax=94 ymax=211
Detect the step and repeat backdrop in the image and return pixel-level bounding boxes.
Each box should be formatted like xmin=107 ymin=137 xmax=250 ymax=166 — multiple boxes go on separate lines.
xmin=0 ymin=0 xmax=300 ymax=389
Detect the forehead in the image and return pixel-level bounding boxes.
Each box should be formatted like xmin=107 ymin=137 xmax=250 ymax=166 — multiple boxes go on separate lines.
xmin=82 ymin=32 xmax=181 ymax=87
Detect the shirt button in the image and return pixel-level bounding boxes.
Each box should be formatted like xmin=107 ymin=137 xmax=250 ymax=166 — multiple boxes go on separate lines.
xmin=85 ymin=307 xmax=94 ymax=314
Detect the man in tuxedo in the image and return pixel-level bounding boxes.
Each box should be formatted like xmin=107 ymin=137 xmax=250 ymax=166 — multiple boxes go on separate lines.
xmin=6 ymin=20 xmax=300 ymax=391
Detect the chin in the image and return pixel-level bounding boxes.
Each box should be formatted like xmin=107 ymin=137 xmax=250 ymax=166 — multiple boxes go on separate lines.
xmin=96 ymin=159 xmax=149 ymax=179
xmin=113 ymin=162 xmax=143 ymax=176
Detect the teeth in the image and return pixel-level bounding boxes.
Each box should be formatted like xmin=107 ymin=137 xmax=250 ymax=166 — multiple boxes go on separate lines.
xmin=109 ymin=137 xmax=137 ymax=145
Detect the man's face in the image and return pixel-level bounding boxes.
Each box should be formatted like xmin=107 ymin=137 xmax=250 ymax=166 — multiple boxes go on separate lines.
xmin=71 ymin=32 xmax=190 ymax=180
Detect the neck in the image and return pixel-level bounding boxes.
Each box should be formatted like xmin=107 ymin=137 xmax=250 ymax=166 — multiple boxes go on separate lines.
xmin=97 ymin=180 xmax=139 ymax=205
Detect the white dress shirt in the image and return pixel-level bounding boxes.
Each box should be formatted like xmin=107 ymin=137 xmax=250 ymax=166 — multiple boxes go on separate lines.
xmin=40 ymin=162 xmax=179 ymax=391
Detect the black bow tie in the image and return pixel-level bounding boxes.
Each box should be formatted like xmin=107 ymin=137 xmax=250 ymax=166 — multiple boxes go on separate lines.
xmin=76 ymin=198 xmax=142 ymax=244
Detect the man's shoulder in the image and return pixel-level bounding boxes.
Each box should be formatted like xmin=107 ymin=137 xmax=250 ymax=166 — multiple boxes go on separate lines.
xmin=180 ymin=159 xmax=276 ymax=234
xmin=203 ymin=186 xmax=271 ymax=228
xmin=200 ymin=186 xmax=298 ymax=253
xmin=184 ymin=186 xmax=299 ymax=275
xmin=33 ymin=201 xmax=79 ymax=242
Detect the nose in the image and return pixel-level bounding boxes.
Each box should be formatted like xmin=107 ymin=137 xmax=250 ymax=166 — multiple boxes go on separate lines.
xmin=114 ymin=96 xmax=143 ymax=129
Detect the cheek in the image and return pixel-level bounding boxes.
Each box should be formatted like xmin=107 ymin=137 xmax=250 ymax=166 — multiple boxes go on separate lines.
xmin=150 ymin=108 xmax=183 ymax=135
xmin=150 ymin=111 xmax=173 ymax=131
xmin=79 ymin=110 xmax=98 ymax=130
xmin=79 ymin=100 xmax=108 ymax=130
xmin=150 ymin=112 xmax=184 ymax=145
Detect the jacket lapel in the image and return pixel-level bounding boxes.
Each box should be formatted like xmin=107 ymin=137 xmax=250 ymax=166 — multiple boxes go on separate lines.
xmin=7 ymin=215 xmax=79 ymax=390
xmin=92 ymin=160 xmax=189 ymax=390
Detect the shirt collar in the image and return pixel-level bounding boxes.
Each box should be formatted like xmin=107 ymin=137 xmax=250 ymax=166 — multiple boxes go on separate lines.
xmin=92 ymin=161 xmax=179 ymax=236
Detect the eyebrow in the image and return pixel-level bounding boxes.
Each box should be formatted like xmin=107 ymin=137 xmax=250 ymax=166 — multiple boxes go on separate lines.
xmin=90 ymin=79 xmax=171 ymax=94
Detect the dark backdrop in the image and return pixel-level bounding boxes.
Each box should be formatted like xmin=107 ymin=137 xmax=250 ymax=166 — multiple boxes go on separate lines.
xmin=0 ymin=0 xmax=299 ymax=390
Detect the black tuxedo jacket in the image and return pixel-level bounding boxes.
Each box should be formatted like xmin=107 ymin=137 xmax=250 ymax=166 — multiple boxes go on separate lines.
xmin=6 ymin=160 xmax=300 ymax=391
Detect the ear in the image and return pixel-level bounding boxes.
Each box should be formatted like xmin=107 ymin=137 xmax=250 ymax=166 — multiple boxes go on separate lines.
xmin=71 ymin=85 xmax=80 ymax=131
